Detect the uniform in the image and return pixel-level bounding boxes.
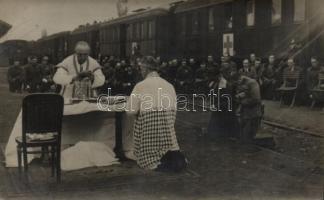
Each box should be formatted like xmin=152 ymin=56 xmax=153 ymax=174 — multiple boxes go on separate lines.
xmin=7 ymin=65 xmax=23 ymax=93
xmin=39 ymin=63 xmax=55 ymax=92
xmin=176 ymin=64 xmax=193 ymax=93
xmin=23 ymin=63 xmax=42 ymax=93
xmin=261 ymin=64 xmax=277 ymax=99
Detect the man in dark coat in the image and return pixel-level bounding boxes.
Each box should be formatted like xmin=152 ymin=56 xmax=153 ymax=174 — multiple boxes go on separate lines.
xmin=261 ymin=55 xmax=278 ymax=99
xmin=7 ymin=59 xmax=23 ymax=93
xmin=39 ymin=56 xmax=56 ymax=92
xmin=194 ymin=62 xmax=208 ymax=94
xmin=176 ymin=59 xmax=193 ymax=94
xmin=23 ymin=56 xmax=42 ymax=93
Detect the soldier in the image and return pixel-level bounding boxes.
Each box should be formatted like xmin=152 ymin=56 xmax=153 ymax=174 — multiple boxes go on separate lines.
xmin=23 ymin=56 xmax=42 ymax=93
xmin=176 ymin=59 xmax=193 ymax=94
xmin=7 ymin=59 xmax=23 ymax=93
xmin=206 ymin=55 xmax=218 ymax=71
xmin=194 ymin=62 xmax=208 ymax=94
xmin=39 ymin=56 xmax=56 ymax=92
xmin=249 ymin=53 xmax=257 ymax=67
xmin=261 ymin=55 xmax=278 ymax=99
xmin=121 ymin=60 xmax=136 ymax=95
xmin=252 ymin=58 xmax=264 ymax=84
xmin=306 ymin=57 xmax=323 ymax=93
xmin=233 ymin=72 xmax=262 ymax=143
xmin=158 ymin=61 xmax=169 ymax=80
xmin=189 ymin=57 xmax=199 ymax=72
xmin=239 ymin=59 xmax=257 ymax=79
xmin=100 ymin=61 xmax=115 ymax=94
xmin=223 ymin=53 xmax=237 ymax=70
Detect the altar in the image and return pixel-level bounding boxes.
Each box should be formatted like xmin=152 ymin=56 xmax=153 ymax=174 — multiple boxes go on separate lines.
xmin=5 ymin=99 xmax=135 ymax=168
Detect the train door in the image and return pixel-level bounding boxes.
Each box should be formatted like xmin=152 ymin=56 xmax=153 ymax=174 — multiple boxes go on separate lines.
xmin=223 ymin=33 xmax=234 ymax=56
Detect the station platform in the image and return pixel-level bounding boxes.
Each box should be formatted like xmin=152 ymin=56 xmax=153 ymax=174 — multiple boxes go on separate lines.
xmin=263 ymin=100 xmax=324 ymax=137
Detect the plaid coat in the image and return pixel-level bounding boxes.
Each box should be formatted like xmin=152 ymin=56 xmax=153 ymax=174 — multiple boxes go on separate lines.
xmin=134 ymin=110 xmax=179 ymax=169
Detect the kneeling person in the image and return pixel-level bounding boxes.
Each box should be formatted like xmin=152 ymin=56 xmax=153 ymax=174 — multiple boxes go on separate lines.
xmin=127 ymin=56 xmax=187 ymax=172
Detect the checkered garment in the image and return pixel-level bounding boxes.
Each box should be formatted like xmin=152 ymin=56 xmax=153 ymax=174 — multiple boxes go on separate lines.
xmin=134 ymin=110 xmax=177 ymax=169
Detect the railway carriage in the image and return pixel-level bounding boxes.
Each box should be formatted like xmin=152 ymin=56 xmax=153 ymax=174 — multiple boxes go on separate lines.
xmin=34 ymin=31 xmax=70 ymax=64
xmin=173 ymin=0 xmax=324 ymax=63
xmin=99 ymin=7 xmax=172 ymax=60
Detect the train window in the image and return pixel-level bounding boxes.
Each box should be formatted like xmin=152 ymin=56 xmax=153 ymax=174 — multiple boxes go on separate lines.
xmin=141 ymin=22 xmax=147 ymax=39
xmin=246 ymin=0 xmax=255 ymax=26
xmin=180 ymin=15 xmax=186 ymax=35
xmin=293 ymin=0 xmax=306 ymax=22
xmin=127 ymin=24 xmax=132 ymax=41
xmin=148 ymin=20 xmax=155 ymax=39
xmin=208 ymin=8 xmax=215 ymax=32
xmin=192 ymin=12 xmax=199 ymax=34
xmin=271 ymin=0 xmax=282 ymax=24
xmin=224 ymin=3 xmax=233 ymax=29
xmin=136 ymin=23 xmax=141 ymax=40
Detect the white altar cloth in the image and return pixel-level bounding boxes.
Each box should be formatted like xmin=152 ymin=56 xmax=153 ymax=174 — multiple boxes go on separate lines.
xmin=5 ymin=101 xmax=134 ymax=168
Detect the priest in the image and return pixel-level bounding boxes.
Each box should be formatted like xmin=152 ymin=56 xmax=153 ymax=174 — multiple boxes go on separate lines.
xmin=53 ymin=41 xmax=105 ymax=99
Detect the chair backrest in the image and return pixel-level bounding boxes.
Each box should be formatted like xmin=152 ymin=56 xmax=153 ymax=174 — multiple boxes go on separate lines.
xmin=22 ymin=94 xmax=64 ymax=142
xmin=283 ymin=70 xmax=300 ymax=87
xmin=319 ymin=73 xmax=324 ymax=88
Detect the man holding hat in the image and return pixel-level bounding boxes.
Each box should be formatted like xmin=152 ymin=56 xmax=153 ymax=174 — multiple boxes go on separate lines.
xmin=53 ymin=41 xmax=105 ymax=100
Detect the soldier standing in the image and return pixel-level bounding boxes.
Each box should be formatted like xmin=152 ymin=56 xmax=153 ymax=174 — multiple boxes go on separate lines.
xmin=23 ymin=56 xmax=42 ymax=93
xmin=39 ymin=56 xmax=56 ymax=92
xmin=7 ymin=59 xmax=23 ymax=93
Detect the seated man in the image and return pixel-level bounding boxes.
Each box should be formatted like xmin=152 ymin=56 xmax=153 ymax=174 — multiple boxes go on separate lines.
xmin=53 ymin=41 xmax=105 ymax=100
xmin=127 ymin=56 xmax=186 ymax=172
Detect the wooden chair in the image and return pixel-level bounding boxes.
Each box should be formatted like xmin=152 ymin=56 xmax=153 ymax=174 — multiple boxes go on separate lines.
xmin=310 ymin=73 xmax=324 ymax=108
xmin=16 ymin=94 xmax=64 ymax=182
xmin=276 ymin=70 xmax=300 ymax=107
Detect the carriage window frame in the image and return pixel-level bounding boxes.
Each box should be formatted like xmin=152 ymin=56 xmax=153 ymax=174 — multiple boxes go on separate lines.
xmin=180 ymin=14 xmax=186 ymax=35
xmin=246 ymin=0 xmax=255 ymax=27
xmin=192 ymin=11 xmax=199 ymax=35
xmin=224 ymin=3 xmax=234 ymax=30
xmin=293 ymin=0 xmax=306 ymax=23
xmin=148 ymin=20 xmax=155 ymax=39
xmin=208 ymin=7 xmax=215 ymax=32
xmin=141 ymin=21 xmax=147 ymax=40
xmin=271 ymin=0 xmax=282 ymax=25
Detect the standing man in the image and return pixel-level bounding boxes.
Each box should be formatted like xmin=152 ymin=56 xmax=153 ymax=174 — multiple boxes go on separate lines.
xmin=7 ymin=58 xmax=23 ymax=93
xmin=53 ymin=41 xmax=105 ymax=99
xmin=39 ymin=56 xmax=56 ymax=92
xmin=23 ymin=56 xmax=42 ymax=93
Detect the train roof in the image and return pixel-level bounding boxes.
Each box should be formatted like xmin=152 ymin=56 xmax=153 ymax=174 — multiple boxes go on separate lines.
xmin=37 ymin=31 xmax=70 ymax=42
xmin=173 ymin=0 xmax=232 ymax=13
xmin=101 ymin=7 xmax=170 ymax=27
xmin=71 ymin=22 xmax=101 ymax=34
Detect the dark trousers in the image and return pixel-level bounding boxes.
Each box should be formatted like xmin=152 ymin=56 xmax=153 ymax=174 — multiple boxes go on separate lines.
xmin=9 ymin=81 xmax=22 ymax=93
xmin=240 ymin=117 xmax=261 ymax=143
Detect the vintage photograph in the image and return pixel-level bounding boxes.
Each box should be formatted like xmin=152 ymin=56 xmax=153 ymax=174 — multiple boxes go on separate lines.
xmin=0 ymin=0 xmax=324 ymax=199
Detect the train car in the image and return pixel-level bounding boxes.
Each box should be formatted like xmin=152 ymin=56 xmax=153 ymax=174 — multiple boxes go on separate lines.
xmin=99 ymin=7 xmax=172 ymax=60
xmin=69 ymin=22 xmax=100 ymax=59
xmin=34 ymin=31 xmax=70 ymax=64
xmin=172 ymin=0 xmax=324 ymax=63
xmin=0 ymin=40 xmax=30 ymax=66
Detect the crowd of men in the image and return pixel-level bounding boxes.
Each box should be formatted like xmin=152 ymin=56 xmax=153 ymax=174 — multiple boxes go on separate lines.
xmin=7 ymin=51 xmax=324 ymax=106
xmin=7 ymin=56 xmax=57 ymax=94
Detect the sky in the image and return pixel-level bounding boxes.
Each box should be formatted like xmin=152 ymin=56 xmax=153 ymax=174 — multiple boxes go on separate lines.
xmin=0 ymin=0 xmax=174 ymax=42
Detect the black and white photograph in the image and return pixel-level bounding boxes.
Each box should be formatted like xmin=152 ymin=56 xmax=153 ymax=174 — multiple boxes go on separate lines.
xmin=0 ymin=0 xmax=324 ymax=199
